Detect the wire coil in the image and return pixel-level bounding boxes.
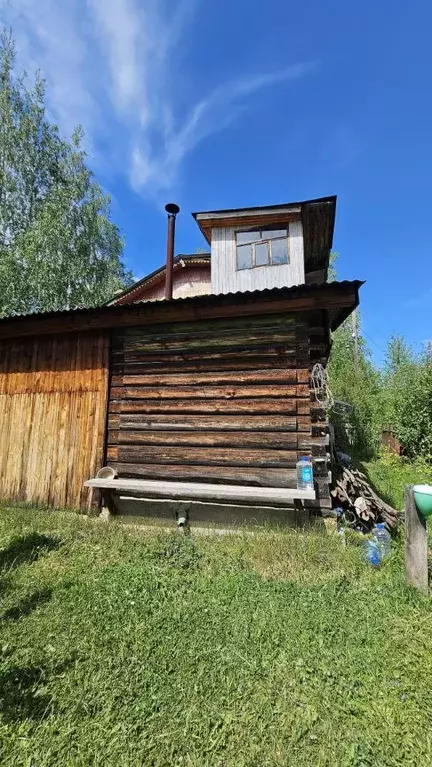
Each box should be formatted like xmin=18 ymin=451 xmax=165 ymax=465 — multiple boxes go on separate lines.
xmin=310 ymin=363 xmax=334 ymax=409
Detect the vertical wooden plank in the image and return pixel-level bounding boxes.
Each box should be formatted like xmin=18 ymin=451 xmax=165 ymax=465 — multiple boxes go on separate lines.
xmin=42 ymin=392 xmax=54 ymax=504
xmin=405 ymin=484 xmax=428 ymax=594
xmin=289 ymin=219 xmax=305 ymax=286
xmin=211 ymin=222 xmax=305 ymax=295
xmin=0 ymin=331 xmax=110 ymax=511
xmin=52 ymin=392 xmax=68 ymax=508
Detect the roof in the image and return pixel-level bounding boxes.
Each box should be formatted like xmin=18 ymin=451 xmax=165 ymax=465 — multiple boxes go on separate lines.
xmin=106 ymin=253 xmax=210 ymax=306
xmin=106 ymin=195 xmax=336 ymax=307
xmin=0 ymin=280 xmax=363 ymax=341
xmin=193 ymin=195 xmax=336 ymax=279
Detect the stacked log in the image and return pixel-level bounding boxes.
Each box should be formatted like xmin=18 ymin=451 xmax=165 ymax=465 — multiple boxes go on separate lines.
xmin=331 ymin=465 xmax=399 ymax=530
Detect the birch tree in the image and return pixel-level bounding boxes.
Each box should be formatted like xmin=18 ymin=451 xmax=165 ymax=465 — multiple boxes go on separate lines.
xmin=0 ymin=30 xmax=132 ymax=316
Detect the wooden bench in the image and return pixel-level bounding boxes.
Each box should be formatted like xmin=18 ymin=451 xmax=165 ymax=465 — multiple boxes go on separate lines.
xmin=85 ymin=477 xmax=315 ymax=512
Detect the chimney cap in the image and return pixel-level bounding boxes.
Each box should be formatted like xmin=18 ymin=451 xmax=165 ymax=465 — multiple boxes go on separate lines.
xmin=165 ymin=202 xmax=180 ymax=215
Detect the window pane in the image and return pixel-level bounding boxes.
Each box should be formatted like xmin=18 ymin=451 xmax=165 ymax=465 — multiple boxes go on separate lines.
xmin=271 ymin=238 xmax=289 ymax=264
xmin=237 ymin=244 xmax=253 ymax=270
xmin=236 ymin=230 xmax=261 ymax=244
xmin=255 ymin=241 xmax=269 ymax=266
xmin=265 ymin=229 xmax=288 ymax=239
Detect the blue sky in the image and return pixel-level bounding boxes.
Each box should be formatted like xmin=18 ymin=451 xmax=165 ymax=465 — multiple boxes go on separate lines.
xmin=1 ymin=0 xmax=431 ymax=361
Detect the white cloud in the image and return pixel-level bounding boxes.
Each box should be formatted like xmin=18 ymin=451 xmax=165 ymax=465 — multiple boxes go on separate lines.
xmin=0 ymin=0 xmax=313 ymax=194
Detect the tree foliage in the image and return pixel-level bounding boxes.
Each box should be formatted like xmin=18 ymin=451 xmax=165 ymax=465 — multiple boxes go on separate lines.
xmin=328 ymin=316 xmax=383 ymax=459
xmin=0 ymin=30 xmax=132 ymax=317
xmin=328 ymin=254 xmax=432 ymax=461
xmin=382 ymin=337 xmax=432 ymax=459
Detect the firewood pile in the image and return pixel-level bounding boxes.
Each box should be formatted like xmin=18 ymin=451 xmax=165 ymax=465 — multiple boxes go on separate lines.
xmin=331 ymin=465 xmax=399 ymax=530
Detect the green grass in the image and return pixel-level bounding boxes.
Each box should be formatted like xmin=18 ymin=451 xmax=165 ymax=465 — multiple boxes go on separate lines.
xmin=363 ymin=454 xmax=432 ymax=510
xmin=0 ymin=507 xmax=432 ymax=766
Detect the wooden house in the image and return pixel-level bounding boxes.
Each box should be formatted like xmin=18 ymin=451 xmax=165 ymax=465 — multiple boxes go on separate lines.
xmin=0 ymin=196 xmax=362 ymax=523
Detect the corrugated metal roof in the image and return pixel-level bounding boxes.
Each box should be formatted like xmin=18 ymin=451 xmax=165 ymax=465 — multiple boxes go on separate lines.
xmin=0 ymin=280 xmax=364 ymax=322
xmin=133 ymin=280 xmax=363 ymax=305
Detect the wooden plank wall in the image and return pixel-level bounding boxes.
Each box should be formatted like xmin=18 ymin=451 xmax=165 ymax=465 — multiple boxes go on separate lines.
xmin=0 ymin=331 xmax=109 ymax=509
xmin=107 ymin=313 xmax=331 ymax=502
xmin=211 ymin=221 xmax=305 ymax=295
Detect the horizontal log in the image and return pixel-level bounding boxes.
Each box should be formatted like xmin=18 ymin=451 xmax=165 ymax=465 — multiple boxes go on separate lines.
xmin=109 ymin=398 xmax=299 ymax=415
xmin=85 ymin=477 xmax=315 ymax=505
xmin=108 ymin=430 xmax=298 ymax=450
xmin=115 ymin=414 xmax=298 ymax=432
xmin=119 ymin=319 xmax=297 ymax=341
xmin=111 ymin=356 xmax=301 ymax=375
xmin=297 ymin=435 xmax=329 ymax=457
xmin=105 ymin=462 xmax=298 ymax=488
xmin=119 ymin=312 xmax=297 ymax=338
xmin=110 ymin=368 xmax=299 ymax=387
xmin=110 ymin=445 xmax=298 ymax=468
xmin=121 ymin=331 xmax=297 ymax=355
xmin=113 ymin=343 xmax=307 ymax=365
xmin=297 ymin=369 xmax=310 ymax=384
xmin=111 ymin=341 xmax=307 ymax=362
xmin=297 ymin=401 xmax=310 ymax=415
xmin=110 ymin=384 xmax=299 ymax=400
xmin=298 ymin=416 xmax=312 ymax=432
xmin=108 ymin=414 xmax=120 ymax=429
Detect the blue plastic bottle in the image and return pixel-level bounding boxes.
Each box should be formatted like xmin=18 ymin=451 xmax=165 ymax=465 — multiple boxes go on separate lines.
xmin=364 ymin=523 xmax=391 ymax=566
xmin=364 ymin=539 xmax=381 ymax=567
xmin=296 ymin=456 xmax=314 ymax=491
xmin=372 ymin=523 xmax=391 ymax=558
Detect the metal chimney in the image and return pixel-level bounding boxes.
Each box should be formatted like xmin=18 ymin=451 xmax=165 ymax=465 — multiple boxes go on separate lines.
xmin=164 ymin=203 xmax=180 ymax=300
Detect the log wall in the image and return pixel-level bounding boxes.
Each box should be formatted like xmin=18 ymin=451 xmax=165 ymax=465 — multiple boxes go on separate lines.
xmin=0 ymin=331 xmax=109 ymax=509
xmin=107 ymin=313 xmax=331 ymax=504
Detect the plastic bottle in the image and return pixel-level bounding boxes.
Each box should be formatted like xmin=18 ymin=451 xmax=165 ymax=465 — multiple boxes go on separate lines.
xmin=296 ymin=456 xmax=314 ymax=491
xmin=372 ymin=523 xmax=391 ymax=558
xmin=364 ymin=523 xmax=391 ymax=566
xmin=364 ymin=539 xmax=381 ymax=567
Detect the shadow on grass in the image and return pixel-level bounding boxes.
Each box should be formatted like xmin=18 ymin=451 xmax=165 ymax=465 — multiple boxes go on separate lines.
xmin=0 ymin=661 xmax=71 ymax=724
xmin=1 ymin=588 xmax=53 ymax=621
xmin=0 ymin=533 xmax=61 ymax=572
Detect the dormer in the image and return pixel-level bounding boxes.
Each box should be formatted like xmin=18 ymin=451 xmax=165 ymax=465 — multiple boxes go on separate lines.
xmin=193 ymin=196 xmax=336 ymax=295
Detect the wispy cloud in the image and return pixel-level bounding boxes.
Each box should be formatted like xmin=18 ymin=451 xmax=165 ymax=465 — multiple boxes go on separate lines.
xmin=0 ymin=0 xmax=313 ymax=194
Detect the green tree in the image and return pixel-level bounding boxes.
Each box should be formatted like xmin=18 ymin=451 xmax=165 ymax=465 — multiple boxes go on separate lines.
xmin=0 ymin=30 xmax=132 ymax=317
xmin=328 ymin=316 xmax=383 ymax=458
xmin=327 ymin=253 xmax=383 ymax=458
xmin=382 ymin=337 xmax=432 ymax=459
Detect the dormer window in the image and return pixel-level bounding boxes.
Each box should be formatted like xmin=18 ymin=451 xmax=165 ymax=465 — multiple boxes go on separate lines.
xmin=236 ymin=229 xmax=289 ymax=270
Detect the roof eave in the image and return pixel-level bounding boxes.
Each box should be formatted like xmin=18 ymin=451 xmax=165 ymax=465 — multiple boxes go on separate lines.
xmin=0 ymin=280 xmax=364 ymax=340
xmin=105 ymin=253 xmax=211 ymax=306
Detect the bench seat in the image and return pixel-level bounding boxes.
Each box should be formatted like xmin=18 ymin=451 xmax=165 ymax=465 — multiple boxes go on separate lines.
xmin=85 ymin=477 xmax=315 ymax=507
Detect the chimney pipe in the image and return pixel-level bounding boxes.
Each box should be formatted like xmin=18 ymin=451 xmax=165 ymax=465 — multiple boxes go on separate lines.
xmin=164 ymin=203 xmax=180 ymax=300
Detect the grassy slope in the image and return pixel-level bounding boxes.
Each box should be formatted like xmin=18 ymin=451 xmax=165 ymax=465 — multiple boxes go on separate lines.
xmin=0 ymin=508 xmax=431 ymax=767
xmin=363 ymin=455 xmax=432 ymax=510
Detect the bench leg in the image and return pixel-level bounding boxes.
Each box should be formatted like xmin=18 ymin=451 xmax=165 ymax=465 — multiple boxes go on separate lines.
xmin=99 ymin=490 xmax=117 ymax=521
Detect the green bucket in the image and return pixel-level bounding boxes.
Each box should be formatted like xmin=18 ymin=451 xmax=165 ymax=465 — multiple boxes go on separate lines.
xmin=413 ymin=485 xmax=432 ymax=518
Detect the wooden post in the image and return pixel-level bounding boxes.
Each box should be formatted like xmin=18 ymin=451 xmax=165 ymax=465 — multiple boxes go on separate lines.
xmin=405 ymin=484 xmax=428 ymax=594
